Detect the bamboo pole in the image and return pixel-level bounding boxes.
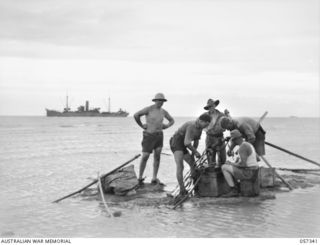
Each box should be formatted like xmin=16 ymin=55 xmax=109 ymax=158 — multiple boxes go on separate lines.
xmin=173 ymin=176 xmax=201 ymax=209
xmin=97 ymin=172 xmax=114 ymax=218
xmin=52 ymin=154 xmax=141 ymax=203
xmin=276 ymin=168 xmax=320 ymax=172
xmin=260 ymin=155 xmax=293 ymax=190
xmin=265 ymin=141 xmax=320 ymax=168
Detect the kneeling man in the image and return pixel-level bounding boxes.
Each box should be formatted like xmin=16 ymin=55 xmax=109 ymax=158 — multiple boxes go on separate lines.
xmin=221 ymin=129 xmax=259 ymax=197
xmin=170 ymin=113 xmax=211 ymax=195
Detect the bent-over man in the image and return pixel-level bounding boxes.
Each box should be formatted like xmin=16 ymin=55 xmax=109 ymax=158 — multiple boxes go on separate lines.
xmin=169 ymin=113 xmax=211 ymax=196
xmin=221 ymin=129 xmax=259 ymax=197
xmin=220 ymin=116 xmax=266 ymax=157
xmin=134 ymin=93 xmax=174 ymax=186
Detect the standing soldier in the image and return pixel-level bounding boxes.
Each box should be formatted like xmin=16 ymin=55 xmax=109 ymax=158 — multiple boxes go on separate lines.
xmin=134 ymin=93 xmax=175 ymax=186
xmin=204 ymin=99 xmax=228 ymax=167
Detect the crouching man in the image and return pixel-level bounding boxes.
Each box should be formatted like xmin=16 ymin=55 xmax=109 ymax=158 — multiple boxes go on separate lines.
xmin=170 ymin=113 xmax=211 ymax=196
xmin=221 ymin=129 xmax=259 ymax=197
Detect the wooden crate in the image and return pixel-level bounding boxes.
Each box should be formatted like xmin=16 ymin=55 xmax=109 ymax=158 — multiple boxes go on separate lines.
xmin=196 ymin=167 xmax=231 ymax=197
xmin=238 ymin=169 xmax=260 ymax=197
xmin=259 ymin=167 xmax=275 ymax=187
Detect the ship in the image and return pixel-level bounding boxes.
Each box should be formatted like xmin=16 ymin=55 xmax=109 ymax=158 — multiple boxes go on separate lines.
xmin=46 ymin=96 xmax=129 ymax=117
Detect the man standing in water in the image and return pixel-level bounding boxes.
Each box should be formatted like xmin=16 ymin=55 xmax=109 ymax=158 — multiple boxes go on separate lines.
xmin=203 ymin=98 xmax=228 ymax=167
xmin=169 ymin=113 xmax=211 ymax=196
xmin=134 ymin=93 xmax=174 ymax=186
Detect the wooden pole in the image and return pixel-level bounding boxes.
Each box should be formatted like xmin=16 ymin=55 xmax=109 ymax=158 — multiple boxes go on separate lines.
xmin=257 ymin=111 xmax=268 ymax=125
xmin=260 ymin=155 xmax=293 ymax=190
xmin=265 ymin=141 xmax=320 ymax=168
xmin=52 ymin=154 xmax=141 ymax=203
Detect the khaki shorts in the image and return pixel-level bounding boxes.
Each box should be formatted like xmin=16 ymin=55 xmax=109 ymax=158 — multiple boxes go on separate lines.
xmin=169 ymin=134 xmax=188 ymax=154
xmin=232 ymin=166 xmax=259 ymax=181
xmin=141 ymin=131 xmax=163 ymax=153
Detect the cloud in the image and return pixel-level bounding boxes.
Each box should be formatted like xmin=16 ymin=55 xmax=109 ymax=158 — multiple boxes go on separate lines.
xmin=0 ymin=0 xmax=319 ymax=116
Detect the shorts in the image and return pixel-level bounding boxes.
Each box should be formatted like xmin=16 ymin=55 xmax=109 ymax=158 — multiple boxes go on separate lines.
xmin=169 ymin=134 xmax=188 ymax=154
xmin=205 ymin=133 xmax=224 ymax=149
xmin=254 ymin=126 xmax=266 ymax=156
xmin=141 ymin=131 xmax=163 ymax=153
xmin=232 ymin=166 xmax=259 ymax=181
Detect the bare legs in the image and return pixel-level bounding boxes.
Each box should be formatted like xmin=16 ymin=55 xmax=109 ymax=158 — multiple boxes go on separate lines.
xmin=152 ymin=147 xmax=162 ymax=181
xmin=174 ymin=151 xmax=195 ymax=194
xmin=138 ymin=147 xmax=162 ymax=181
xmin=221 ymin=164 xmax=235 ymax=187
xmin=138 ymin=152 xmax=150 ymax=180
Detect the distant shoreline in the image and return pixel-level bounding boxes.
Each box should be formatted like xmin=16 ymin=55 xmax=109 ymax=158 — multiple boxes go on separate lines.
xmin=0 ymin=115 xmax=319 ymax=118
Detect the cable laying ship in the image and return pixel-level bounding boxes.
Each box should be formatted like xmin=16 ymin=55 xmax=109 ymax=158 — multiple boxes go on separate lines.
xmin=46 ymin=96 xmax=129 ymax=117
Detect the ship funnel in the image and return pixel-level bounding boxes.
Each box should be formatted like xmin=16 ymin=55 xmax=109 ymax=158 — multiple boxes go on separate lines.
xmin=85 ymin=101 xmax=89 ymax=111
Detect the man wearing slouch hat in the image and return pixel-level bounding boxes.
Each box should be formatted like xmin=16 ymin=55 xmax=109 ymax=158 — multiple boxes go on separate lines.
xmin=203 ymin=98 xmax=229 ymax=167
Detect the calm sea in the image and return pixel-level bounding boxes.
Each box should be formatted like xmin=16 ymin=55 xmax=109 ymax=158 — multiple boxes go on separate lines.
xmin=0 ymin=116 xmax=319 ymax=237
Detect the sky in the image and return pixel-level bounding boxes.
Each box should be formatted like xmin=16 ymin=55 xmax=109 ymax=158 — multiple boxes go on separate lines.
xmin=0 ymin=0 xmax=319 ymax=117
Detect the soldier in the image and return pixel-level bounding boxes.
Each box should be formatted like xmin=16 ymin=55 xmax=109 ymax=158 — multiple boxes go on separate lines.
xmin=221 ymin=129 xmax=259 ymax=197
xmin=204 ymin=99 xmax=228 ymax=167
xmin=220 ymin=116 xmax=266 ymax=157
xmin=169 ymin=113 xmax=211 ymax=195
xmin=134 ymin=93 xmax=174 ymax=186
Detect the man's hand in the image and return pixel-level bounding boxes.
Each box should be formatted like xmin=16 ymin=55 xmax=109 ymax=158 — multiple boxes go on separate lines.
xmin=162 ymin=124 xmax=168 ymax=129
xmin=194 ymin=151 xmax=201 ymax=159
xmin=227 ymin=149 xmax=234 ymax=157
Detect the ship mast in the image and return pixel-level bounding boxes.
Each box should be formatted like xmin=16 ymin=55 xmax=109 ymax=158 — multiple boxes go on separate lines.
xmin=64 ymin=92 xmax=70 ymax=112
xmin=108 ymin=97 xmax=111 ymax=113
xmin=66 ymin=94 xmax=69 ymax=111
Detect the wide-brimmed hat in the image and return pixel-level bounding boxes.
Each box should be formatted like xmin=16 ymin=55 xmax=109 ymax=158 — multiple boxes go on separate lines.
xmin=152 ymin=93 xmax=167 ymax=102
xmin=230 ymin=129 xmax=242 ymax=140
xmin=204 ymin=99 xmax=220 ymax=110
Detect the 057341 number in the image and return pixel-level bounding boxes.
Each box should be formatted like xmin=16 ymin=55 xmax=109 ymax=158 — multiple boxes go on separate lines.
xmin=300 ymin=239 xmax=318 ymax=244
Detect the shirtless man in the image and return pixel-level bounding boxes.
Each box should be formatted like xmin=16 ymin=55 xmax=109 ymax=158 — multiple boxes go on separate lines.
xmin=134 ymin=93 xmax=174 ymax=186
xmin=169 ymin=113 xmax=211 ymax=195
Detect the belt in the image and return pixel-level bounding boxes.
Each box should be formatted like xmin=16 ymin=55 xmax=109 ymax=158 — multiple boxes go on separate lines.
xmin=206 ymin=132 xmax=223 ymax=137
xmin=143 ymin=131 xmax=163 ymax=136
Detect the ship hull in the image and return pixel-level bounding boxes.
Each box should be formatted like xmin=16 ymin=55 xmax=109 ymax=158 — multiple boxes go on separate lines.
xmin=46 ymin=109 xmax=128 ymax=117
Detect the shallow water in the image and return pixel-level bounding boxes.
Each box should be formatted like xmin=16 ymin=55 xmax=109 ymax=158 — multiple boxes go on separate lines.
xmin=0 ymin=116 xmax=319 ymax=237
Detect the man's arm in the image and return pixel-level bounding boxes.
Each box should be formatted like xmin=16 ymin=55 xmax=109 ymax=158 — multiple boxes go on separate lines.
xmin=238 ymin=144 xmax=250 ymax=167
xmin=184 ymin=126 xmax=201 ymax=158
xmin=193 ymin=139 xmax=199 ymax=150
xmin=134 ymin=107 xmax=149 ymax=130
xmin=162 ymin=110 xmax=175 ymax=129
xmin=240 ymin=123 xmax=256 ymax=144
xmin=227 ymin=140 xmax=236 ymax=156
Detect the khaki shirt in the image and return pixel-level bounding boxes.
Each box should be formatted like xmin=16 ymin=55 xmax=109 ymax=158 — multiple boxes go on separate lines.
xmin=236 ymin=117 xmax=259 ymax=143
xmin=206 ymin=109 xmax=225 ymax=136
